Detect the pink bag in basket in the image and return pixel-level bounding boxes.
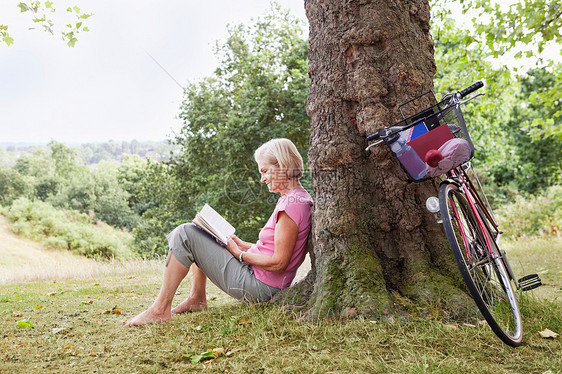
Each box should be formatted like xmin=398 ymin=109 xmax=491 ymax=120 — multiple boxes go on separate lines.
xmin=425 ymin=138 xmax=472 ymax=177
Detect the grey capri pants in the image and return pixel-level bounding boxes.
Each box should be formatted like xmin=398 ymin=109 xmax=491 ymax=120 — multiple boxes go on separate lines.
xmin=166 ymin=223 xmax=281 ymax=303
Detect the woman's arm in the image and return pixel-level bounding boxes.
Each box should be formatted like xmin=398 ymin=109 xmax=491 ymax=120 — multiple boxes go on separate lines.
xmin=225 ymin=211 xmax=298 ymax=273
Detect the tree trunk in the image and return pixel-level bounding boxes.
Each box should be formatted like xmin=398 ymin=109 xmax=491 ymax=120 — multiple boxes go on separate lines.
xmin=276 ymin=0 xmax=476 ymax=320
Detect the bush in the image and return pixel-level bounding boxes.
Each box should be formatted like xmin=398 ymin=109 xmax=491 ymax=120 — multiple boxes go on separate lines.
xmin=0 ymin=168 xmax=33 ymax=205
xmin=45 ymin=236 xmax=68 ymax=250
xmin=4 ymin=197 xmax=133 ymax=258
xmin=497 ymin=185 xmax=561 ymax=239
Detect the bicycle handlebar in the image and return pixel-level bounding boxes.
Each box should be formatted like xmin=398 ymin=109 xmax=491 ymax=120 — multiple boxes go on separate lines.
xmin=365 ymin=81 xmax=484 ymax=144
xmin=366 ymin=130 xmax=381 ymax=141
xmin=458 ymin=81 xmax=483 ymax=99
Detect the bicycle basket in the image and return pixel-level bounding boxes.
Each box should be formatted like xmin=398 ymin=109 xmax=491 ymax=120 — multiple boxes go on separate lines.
xmin=386 ymin=100 xmax=474 ymax=182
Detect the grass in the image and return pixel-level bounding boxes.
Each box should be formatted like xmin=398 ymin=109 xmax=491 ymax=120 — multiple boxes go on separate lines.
xmin=502 ymin=237 xmax=562 ymax=301
xmin=0 ymin=255 xmax=163 ymax=285
xmin=0 ymin=238 xmax=560 ymax=373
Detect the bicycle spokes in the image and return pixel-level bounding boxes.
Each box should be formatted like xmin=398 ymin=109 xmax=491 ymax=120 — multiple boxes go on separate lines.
xmin=440 ymin=183 xmax=523 ymax=346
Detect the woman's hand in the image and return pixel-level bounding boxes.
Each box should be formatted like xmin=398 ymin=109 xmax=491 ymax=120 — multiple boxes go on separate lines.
xmin=231 ymin=235 xmax=253 ymax=251
xmin=225 ymin=212 xmax=297 ymax=272
xmin=225 ymin=237 xmax=242 ymax=259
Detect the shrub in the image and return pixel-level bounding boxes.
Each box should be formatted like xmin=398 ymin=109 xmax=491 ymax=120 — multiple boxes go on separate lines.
xmin=45 ymin=236 xmax=68 ymax=250
xmin=0 ymin=168 xmax=33 ymax=205
xmin=4 ymin=197 xmax=133 ymax=258
xmin=497 ymin=185 xmax=561 ymax=239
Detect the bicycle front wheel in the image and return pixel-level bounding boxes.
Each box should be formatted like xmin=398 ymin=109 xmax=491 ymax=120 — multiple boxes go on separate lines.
xmin=439 ymin=182 xmax=523 ymax=346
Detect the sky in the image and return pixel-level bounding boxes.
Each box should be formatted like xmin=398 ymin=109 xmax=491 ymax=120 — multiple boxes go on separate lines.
xmin=0 ymin=0 xmax=307 ymax=144
xmin=1 ymin=1 xmax=559 ymax=145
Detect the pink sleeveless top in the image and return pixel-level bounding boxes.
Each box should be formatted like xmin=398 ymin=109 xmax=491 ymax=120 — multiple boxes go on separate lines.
xmin=247 ymin=188 xmax=313 ymax=289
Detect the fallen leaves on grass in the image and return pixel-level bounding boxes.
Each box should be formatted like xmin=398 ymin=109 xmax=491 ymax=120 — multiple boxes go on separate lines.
xmin=16 ymin=319 xmax=34 ymax=328
xmin=185 ymin=347 xmax=225 ymax=364
xmin=52 ymin=327 xmax=70 ymax=334
xmin=102 ymin=306 xmax=122 ymax=314
xmin=12 ymin=312 xmax=22 ymax=317
xmin=539 ymin=328 xmax=559 ymax=339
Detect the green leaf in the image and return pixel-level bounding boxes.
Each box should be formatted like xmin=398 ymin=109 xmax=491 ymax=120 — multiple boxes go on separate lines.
xmin=3 ymin=36 xmax=14 ymax=46
xmin=83 ymin=26 xmax=90 ymax=32
xmin=45 ymin=1 xmax=53 ymax=9
xmin=188 ymin=351 xmax=215 ymax=364
xmin=184 ymin=351 xmax=214 ymax=364
xmin=17 ymin=319 xmax=35 ymax=328
xmin=73 ymin=6 xmax=81 ymax=14
xmin=18 ymin=3 xmax=30 ymax=12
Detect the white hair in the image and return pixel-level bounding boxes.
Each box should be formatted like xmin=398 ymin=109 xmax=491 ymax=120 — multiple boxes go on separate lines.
xmin=254 ymin=138 xmax=304 ymax=179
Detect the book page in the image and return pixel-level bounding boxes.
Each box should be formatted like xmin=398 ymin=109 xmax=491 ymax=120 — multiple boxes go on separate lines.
xmin=193 ymin=204 xmax=235 ymax=244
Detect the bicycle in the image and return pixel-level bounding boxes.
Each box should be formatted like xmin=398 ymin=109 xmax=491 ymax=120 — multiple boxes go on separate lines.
xmin=365 ymin=81 xmax=542 ymax=347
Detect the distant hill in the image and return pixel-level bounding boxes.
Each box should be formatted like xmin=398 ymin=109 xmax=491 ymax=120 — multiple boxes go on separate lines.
xmin=0 ymin=140 xmax=179 ymax=167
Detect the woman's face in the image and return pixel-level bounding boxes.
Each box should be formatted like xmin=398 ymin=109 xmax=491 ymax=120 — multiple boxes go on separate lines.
xmin=257 ymin=158 xmax=290 ymax=194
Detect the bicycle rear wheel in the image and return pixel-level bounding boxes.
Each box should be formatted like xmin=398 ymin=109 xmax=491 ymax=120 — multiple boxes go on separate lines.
xmin=439 ymin=182 xmax=523 ymax=346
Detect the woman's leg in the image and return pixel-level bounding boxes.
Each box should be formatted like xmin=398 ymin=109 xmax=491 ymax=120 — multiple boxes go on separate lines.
xmin=172 ymin=264 xmax=208 ymax=314
xmin=123 ymin=253 xmax=189 ymax=327
xmin=170 ymin=224 xmax=281 ymax=303
xmin=124 ymin=223 xmax=281 ymax=326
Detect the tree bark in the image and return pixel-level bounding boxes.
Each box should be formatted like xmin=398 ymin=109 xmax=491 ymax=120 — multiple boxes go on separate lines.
xmin=276 ymin=0 xmax=476 ymax=320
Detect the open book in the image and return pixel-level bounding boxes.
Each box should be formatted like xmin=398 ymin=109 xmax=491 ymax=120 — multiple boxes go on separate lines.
xmin=192 ymin=204 xmax=235 ymax=246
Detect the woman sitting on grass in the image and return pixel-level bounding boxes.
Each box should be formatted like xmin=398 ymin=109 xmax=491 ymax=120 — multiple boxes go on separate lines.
xmin=124 ymin=138 xmax=313 ymax=326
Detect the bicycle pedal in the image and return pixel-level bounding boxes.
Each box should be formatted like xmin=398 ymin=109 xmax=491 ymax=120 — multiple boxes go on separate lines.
xmin=518 ymin=274 xmax=542 ymax=291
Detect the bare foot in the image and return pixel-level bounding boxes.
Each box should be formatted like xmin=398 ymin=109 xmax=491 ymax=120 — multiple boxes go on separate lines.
xmin=171 ymin=297 xmax=207 ymax=315
xmin=123 ymin=307 xmax=171 ymax=327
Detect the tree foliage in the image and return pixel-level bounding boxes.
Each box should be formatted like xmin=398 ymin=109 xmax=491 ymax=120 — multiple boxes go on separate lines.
xmin=0 ymin=141 xmax=145 ymax=229
xmin=455 ymin=0 xmax=562 ymax=139
xmin=431 ymin=0 xmax=562 ymax=203
xmin=494 ymin=68 xmax=562 ymax=193
xmin=134 ymin=4 xmax=310 ymax=254
xmin=459 ymin=0 xmax=561 ymax=58
xmin=1 ymin=1 xmax=92 ymax=47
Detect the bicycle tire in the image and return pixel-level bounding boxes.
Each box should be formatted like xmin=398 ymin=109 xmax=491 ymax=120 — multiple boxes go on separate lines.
xmin=439 ymin=182 xmax=523 ymax=346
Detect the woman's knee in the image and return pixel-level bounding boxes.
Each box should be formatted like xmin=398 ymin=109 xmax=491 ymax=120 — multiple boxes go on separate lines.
xmin=178 ymin=222 xmax=197 ymax=234
xmin=169 ymin=223 xmax=197 ymax=242
xmin=167 ymin=224 xmax=199 ymax=268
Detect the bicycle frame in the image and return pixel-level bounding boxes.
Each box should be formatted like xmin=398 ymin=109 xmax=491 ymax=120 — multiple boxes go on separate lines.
xmin=445 ymin=172 xmax=495 ymax=261
xmin=443 ymin=166 xmax=520 ymax=287
xmin=445 ymin=166 xmax=499 ymax=235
